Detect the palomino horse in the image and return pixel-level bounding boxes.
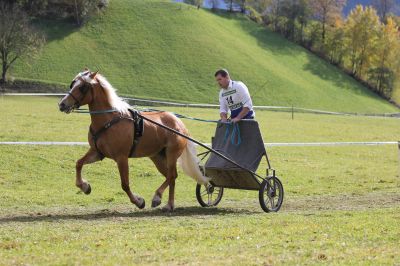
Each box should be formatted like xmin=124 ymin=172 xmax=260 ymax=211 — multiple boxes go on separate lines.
xmin=58 ymin=70 xmax=208 ymax=211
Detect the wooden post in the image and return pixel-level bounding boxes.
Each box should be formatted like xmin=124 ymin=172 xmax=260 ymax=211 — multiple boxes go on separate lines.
xmin=292 ymin=105 xmax=294 ymax=120
xmin=398 ymin=141 xmax=400 ymax=178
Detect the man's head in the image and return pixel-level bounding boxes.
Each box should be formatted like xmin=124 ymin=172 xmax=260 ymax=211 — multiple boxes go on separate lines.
xmin=215 ymin=69 xmax=230 ymax=89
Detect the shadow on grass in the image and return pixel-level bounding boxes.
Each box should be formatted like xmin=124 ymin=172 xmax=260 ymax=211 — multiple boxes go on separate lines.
xmin=301 ymin=52 xmax=390 ymax=102
xmin=0 ymin=206 xmax=259 ymax=224
xmin=205 ymin=10 xmax=303 ymax=57
xmin=33 ymin=18 xmax=79 ymax=42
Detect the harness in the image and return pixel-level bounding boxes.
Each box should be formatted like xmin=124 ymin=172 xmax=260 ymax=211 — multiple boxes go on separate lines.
xmin=67 ymin=72 xmax=145 ymax=160
xmin=89 ymin=109 xmax=144 ymax=160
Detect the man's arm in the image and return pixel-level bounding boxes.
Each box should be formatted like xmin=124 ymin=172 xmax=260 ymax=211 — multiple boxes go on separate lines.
xmin=220 ymin=112 xmax=228 ymax=122
xmin=231 ymin=107 xmax=249 ymax=123
xmin=219 ymin=92 xmax=229 ymax=122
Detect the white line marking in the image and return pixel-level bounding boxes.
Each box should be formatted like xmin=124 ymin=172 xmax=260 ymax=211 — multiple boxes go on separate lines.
xmin=0 ymin=141 xmax=398 ymax=147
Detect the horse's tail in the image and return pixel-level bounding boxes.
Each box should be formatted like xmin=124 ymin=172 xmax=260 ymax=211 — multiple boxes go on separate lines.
xmin=178 ymin=140 xmax=210 ymax=184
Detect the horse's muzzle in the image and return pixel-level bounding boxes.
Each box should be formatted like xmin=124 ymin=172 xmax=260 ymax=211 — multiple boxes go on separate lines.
xmin=58 ymin=102 xmax=72 ymax=113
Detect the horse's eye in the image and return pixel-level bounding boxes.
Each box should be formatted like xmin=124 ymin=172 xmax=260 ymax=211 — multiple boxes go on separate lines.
xmin=79 ymin=84 xmax=89 ymax=93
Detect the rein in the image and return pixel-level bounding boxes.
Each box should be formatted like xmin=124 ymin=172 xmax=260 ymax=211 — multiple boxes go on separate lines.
xmin=73 ymin=108 xmax=118 ymax=114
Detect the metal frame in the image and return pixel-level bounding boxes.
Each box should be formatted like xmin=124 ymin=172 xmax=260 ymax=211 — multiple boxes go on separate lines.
xmin=198 ymin=149 xmax=276 ymax=191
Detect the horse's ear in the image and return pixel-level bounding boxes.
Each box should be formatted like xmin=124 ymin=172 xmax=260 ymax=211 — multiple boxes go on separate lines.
xmin=89 ymin=71 xmax=98 ymax=79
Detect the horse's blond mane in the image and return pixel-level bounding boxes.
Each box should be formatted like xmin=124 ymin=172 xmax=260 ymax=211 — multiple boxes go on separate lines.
xmin=96 ymin=74 xmax=130 ymax=115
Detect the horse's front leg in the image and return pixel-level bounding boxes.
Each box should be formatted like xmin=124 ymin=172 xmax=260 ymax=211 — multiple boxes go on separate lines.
xmin=76 ymin=148 xmax=101 ymax=194
xmin=116 ymin=157 xmax=145 ymax=209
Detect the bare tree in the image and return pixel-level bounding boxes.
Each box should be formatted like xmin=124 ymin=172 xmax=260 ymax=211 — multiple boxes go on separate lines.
xmin=225 ymin=0 xmax=234 ymax=11
xmin=0 ymin=2 xmax=45 ymax=84
xmin=208 ymin=0 xmax=219 ymax=10
xmin=184 ymin=0 xmax=204 ymax=8
xmin=372 ymin=0 xmax=394 ymax=22
xmin=73 ymin=0 xmax=99 ymax=26
xmin=310 ymin=0 xmax=345 ymax=43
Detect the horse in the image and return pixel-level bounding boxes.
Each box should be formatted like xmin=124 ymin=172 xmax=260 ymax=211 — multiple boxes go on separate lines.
xmin=58 ymin=69 xmax=208 ymax=211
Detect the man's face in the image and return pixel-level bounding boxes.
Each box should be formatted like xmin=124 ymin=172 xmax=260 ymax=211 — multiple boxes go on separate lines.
xmin=215 ymin=74 xmax=230 ymax=89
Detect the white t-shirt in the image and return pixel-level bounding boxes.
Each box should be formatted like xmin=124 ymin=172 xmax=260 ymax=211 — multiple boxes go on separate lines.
xmin=219 ymin=80 xmax=255 ymax=119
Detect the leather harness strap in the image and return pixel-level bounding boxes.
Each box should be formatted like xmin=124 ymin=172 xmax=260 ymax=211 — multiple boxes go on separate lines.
xmin=89 ymin=109 xmax=144 ymax=160
xmin=128 ymin=109 xmax=144 ymax=157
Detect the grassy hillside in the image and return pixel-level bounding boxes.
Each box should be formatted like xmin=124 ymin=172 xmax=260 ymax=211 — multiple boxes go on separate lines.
xmin=13 ymin=0 xmax=399 ymax=113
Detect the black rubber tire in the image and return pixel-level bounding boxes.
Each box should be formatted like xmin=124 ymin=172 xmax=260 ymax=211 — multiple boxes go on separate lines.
xmin=259 ymin=177 xmax=284 ymax=212
xmin=196 ymin=183 xmax=224 ymax=207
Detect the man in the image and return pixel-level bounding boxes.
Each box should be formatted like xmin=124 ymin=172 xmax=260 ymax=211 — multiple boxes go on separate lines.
xmin=215 ymin=69 xmax=255 ymax=123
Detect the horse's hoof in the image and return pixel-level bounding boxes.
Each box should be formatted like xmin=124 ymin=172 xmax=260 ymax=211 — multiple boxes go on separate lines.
xmin=151 ymin=195 xmax=162 ymax=208
xmin=151 ymin=200 xmax=161 ymax=208
xmin=84 ymin=184 xmax=91 ymax=195
xmin=137 ymin=198 xmax=145 ymax=209
xmin=161 ymin=204 xmax=174 ymax=212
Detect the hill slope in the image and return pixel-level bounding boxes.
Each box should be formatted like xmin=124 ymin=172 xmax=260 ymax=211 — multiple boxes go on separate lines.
xmin=13 ymin=0 xmax=399 ymax=113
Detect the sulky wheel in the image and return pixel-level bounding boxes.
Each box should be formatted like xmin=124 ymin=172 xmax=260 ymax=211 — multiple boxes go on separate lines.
xmin=196 ymin=183 xmax=224 ymax=207
xmin=259 ymin=177 xmax=284 ymax=212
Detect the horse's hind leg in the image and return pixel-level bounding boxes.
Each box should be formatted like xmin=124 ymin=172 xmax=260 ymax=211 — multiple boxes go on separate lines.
xmin=162 ymin=148 xmax=181 ymax=211
xmin=116 ymin=157 xmax=145 ymax=209
xmin=150 ymin=154 xmax=169 ymax=208
xmin=163 ymin=163 xmax=178 ymax=211
xmin=76 ymin=148 xmax=101 ymax=194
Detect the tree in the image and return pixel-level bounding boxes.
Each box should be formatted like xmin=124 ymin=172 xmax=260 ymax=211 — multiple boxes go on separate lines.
xmin=208 ymin=0 xmax=219 ymax=10
xmin=247 ymin=0 xmax=271 ymax=13
xmin=236 ymin=0 xmax=248 ymax=13
xmin=0 ymin=2 xmax=45 ymax=84
xmin=17 ymin=0 xmax=48 ymax=16
xmin=265 ymin=0 xmax=283 ymax=31
xmin=224 ymin=0 xmax=234 ymax=12
xmin=369 ymin=17 xmax=400 ymax=95
xmin=184 ymin=0 xmax=204 ymax=8
xmin=343 ymin=5 xmax=381 ymax=78
xmin=274 ymin=0 xmax=311 ymax=41
xmin=73 ymin=0 xmax=99 ymax=26
xmin=324 ymin=16 xmax=345 ymax=64
xmin=372 ymin=0 xmax=394 ymax=22
xmin=296 ymin=0 xmax=312 ymax=43
xmin=310 ymin=0 xmax=345 ymax=43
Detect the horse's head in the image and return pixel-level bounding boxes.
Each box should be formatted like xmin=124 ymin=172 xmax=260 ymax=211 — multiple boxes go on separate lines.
xmin=58 ymin=69 xmax=98 ymax=113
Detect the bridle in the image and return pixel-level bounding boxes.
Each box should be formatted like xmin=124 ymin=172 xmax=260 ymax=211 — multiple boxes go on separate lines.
xmin=68 ymin=71 xmax=93 ymax=109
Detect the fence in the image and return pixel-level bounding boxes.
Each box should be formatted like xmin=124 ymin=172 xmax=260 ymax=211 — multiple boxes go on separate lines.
xmin=3 ymin=93 xmax=400 ymax=118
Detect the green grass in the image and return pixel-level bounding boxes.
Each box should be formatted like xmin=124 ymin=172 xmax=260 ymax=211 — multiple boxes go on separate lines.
xmin=11 ymin=0 xmax=399 ymax=113
xmin=0 ymin=96 xmax=400 ymax=264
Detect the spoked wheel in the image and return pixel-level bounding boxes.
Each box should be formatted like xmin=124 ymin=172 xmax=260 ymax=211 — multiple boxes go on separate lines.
xmin=259 ymin=177 xmax=284 ymax=212
xmin=196 ymin=183 xmax=224 ymax=207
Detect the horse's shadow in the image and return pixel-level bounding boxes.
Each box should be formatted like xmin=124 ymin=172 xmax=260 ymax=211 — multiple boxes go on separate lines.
xmin=0 ymin=206 xmax=259 ymax=224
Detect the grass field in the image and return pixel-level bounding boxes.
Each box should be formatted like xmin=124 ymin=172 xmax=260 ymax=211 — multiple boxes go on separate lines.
xmin=0 ymin=96 xmax=400 ymax=265
xmin=11 ymin=0 xmax=399 ymax=113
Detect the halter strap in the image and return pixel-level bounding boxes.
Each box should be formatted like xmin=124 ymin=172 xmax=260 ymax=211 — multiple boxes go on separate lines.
xmin=68 ymin=91 xmax=80 ymax=104
xmin=68 ymin=79 xmax=93 ymax=108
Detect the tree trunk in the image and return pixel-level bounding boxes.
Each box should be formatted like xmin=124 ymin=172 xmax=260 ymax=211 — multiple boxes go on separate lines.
xmin=74 ymin=0 xmax=81 ymax=25
xmin=300 ymin=22 xmax=304 ymax=44
xmin=322 ymin=16 xmax=326 ymax=43
xmin=1 ymin=57 xmax=7 ymax=84
xmin=1 ymin=72 xmax=6 ymax=84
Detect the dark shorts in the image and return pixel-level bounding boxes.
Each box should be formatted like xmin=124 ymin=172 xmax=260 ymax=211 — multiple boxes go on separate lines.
xmin=231 ymin=110 xmax=254 ymax=119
